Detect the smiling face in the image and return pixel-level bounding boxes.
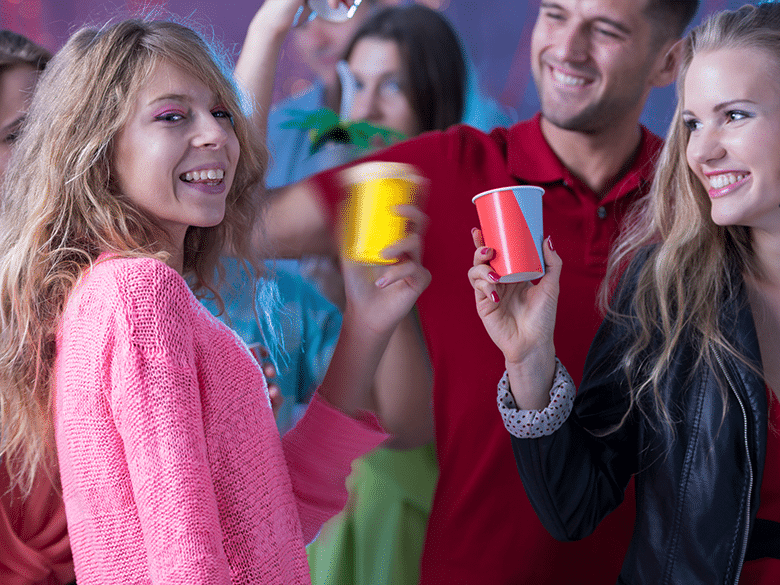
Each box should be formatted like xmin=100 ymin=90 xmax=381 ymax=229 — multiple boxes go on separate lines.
xmin=112 ymin=60 xmax=240 ymax=253
xmin=0 ymin=64 xmax=38 ymax=177
xmin=530 ymin=0 xmax=668 ymax=134
xmin=345 ymin=37 xmax=420 ymax=138
xmin=684 ymin=46 xmax=780 ymax=232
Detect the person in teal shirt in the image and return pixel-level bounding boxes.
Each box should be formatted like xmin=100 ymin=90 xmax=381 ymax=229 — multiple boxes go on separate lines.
xmin=201 ymin=258 xmax=341 ymax=434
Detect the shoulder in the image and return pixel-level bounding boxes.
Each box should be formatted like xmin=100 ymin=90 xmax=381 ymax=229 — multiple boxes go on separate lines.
xmin=89 ymin=255 xmax=188 ymax=294
xmin=81 ymin=256 xmax=196 ymax=324
xmin=385 ymin=123 xmax=505 ymax=165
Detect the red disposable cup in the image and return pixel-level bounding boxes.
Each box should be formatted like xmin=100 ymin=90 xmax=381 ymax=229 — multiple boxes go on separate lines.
xmin=472 ymin=185 xmax=545 ymax=282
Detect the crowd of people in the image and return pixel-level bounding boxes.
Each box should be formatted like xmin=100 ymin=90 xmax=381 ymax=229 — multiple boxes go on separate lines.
xmin=0 ymin=0 xmax=778 ymax=584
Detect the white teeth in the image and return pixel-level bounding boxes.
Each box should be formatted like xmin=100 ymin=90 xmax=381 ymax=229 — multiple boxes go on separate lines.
xmin=552 ymin=68 xmax=587 ymax=86
xmin=182 ymin=169 xmax=225 ymax=183
xmin=709 ymin=173 xmax=747 ymax=190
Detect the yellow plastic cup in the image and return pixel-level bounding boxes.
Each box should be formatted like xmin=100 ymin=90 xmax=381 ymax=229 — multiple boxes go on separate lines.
xmin=338 ymin=162 xmax=425 ymax=265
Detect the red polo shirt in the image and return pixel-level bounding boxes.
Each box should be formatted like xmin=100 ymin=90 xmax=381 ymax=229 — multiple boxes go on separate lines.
xmin=312 ymin=114 xmax=662 ymax=584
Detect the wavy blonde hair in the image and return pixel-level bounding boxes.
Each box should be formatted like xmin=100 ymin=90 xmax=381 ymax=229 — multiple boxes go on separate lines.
xmin=601 ymin=3 xmax=780 ymax=434
xmin=0 ymin=18 xmax=266 ymax=493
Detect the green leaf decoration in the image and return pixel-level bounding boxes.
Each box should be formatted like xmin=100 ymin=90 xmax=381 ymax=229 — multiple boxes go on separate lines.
xmin=280 ymin=107 xmax=406 ymax=155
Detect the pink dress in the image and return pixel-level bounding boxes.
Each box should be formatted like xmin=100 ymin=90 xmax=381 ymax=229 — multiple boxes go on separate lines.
xmin=0 ymin=461 xmax=74 ymax=584
xmin=54 ymin=256 xmax=387 ymax=584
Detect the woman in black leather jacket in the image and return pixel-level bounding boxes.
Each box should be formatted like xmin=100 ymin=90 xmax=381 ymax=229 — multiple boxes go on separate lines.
xmin=469 ymin=4 xmax=780 ymax=584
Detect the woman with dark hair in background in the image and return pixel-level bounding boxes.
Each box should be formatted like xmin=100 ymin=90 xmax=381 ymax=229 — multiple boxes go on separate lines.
xmin=339 ymin=3 xmax=467 ymax=136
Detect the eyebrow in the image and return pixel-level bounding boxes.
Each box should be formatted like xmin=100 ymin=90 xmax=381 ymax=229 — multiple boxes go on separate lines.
xmin=539 ymin=2 xmax=633 ymax=35
xmin=682 ymin=99 xmax=758 ymax=116
xmin=148 ymin=93 xmax=192 ymax=106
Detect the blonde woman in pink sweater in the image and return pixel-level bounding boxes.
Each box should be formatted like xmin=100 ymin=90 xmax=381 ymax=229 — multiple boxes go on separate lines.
xmin=0 ymin=10 xmax=430 ymax=585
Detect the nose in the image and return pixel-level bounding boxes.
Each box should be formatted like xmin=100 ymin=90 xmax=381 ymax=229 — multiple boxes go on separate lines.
xmin=554 ymin=22 xmax=590 ymax=63
xmin=687 ymin=123 xmax=727 ymax=167
xmin=192 ymin=112 xmax=230 ymax=149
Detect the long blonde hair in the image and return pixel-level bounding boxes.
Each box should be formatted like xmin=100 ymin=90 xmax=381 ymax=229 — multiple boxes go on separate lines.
xmin=0 ymin=18 xmax=266 ymax=493
xmin=602 ymin=3 xmax=780 ymax=434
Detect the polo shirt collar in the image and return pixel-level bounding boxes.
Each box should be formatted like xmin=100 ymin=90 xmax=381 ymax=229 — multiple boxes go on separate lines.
xmin=506 ymin=112 xmax=662 ymax=200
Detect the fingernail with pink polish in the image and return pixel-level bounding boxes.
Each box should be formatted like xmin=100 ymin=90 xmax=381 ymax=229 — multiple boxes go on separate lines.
xmin=488 ymin=272 xmax=500 ymax=283
xmin=491 ymin=291 xmax=500 ymax=303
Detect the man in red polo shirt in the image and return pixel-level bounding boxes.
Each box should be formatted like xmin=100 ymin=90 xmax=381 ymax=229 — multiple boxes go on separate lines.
xmin=264 ymin=0 xmax=699 ymax=582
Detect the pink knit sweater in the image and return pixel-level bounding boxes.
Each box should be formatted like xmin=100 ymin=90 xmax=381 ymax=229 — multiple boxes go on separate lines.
xmin=54 ymin=256 xmax=388 ymax=584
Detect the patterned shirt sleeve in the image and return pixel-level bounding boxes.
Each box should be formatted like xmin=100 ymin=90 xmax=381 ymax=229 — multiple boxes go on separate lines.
xmin=496 ymin=357 xmax=575 ymax=438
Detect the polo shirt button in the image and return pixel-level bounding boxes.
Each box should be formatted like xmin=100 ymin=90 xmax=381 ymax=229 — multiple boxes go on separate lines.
xmin=597 ymin=206 xmax=607 ymax=219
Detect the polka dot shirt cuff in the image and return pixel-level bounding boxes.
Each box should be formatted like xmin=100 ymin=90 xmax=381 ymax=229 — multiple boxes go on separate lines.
xmin=497 ymin=358 xmax=575 ymax=438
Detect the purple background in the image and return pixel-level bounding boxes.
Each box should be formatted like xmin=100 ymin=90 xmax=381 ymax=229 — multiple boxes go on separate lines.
xmin=0 ymin=0 xmax=750 ymax=136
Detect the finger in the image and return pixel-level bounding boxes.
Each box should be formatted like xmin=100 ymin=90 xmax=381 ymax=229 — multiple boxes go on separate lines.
xmin=471 ymin=227 xmax=485 ymax=249
xmin=268 ymin=385 xmax=284 ymax=418
xmin=375 ymin=258 xmax=430 ymax=291
xmin=540 ymin=236 xmax=563 ymax=284
xmin=263 ymin=362 xmax=277 ymax=380
xmin=472 ymin=275 xmax=500 ymax=304
xmin=473 ymin=245 xmax=495 ymax=267
xmin=394 ymin=204 xmax=429 ymax=236
xmin=380 ymin=232 xmax=423 ymax=264
xmin=468 ymin=262 xmax=500 ymax=288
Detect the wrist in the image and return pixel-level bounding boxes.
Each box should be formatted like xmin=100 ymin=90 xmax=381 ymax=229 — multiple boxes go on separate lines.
xmin=341 ymin=305 xmax=394 ymax=347
xmin=505 ymin=345 xmax=556 ymax=410
xmin=250 ymin=6 xmax=291 ymax=43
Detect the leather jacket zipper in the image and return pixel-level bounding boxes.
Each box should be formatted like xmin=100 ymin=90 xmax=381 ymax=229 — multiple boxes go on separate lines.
xmin=713 ymin=346 xmax=752 ymax=584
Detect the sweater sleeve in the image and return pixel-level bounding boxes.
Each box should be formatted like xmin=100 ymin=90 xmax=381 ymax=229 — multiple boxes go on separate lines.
xmin=110 ymin=261 xmax=230 ymax=583
xmin=281 ymin=392 xmax=388 ymax=543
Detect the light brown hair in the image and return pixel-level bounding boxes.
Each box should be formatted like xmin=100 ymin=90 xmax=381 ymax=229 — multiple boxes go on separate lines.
xmin=0 ymin=18 xmax=266 ymax=493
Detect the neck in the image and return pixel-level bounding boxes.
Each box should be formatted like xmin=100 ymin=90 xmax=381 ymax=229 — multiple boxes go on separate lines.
xmin=168 ymin=249 xmax=184 ymax=275
xmin=750 ymin=228 xmax=780 ymax=290
xmin=540 ymin=115 xmax=643 ymax=198
xmin=161 ymin=229 xmax=185 ymax=275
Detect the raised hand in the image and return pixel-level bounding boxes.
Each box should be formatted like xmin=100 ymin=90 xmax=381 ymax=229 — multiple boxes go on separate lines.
xmin=341 ymin=204 xmax=431 ymax=337
xmin=468 ymin=228 xmax=561 ymax=409
xmin=318 ymin=205 xmax=430 ymax=418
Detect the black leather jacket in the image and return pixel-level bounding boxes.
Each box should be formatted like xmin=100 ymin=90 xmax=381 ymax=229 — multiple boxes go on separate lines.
xmin=511 ymin=258 xmax=769 ymax=584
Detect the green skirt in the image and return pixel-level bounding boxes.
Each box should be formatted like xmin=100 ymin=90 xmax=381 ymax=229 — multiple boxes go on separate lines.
xmin=307 ymin=443 xmax=438 ymax=585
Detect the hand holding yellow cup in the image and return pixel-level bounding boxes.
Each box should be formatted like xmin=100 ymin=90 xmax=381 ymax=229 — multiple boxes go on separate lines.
xmin=339 ymin=162 xmax=426 ymax=265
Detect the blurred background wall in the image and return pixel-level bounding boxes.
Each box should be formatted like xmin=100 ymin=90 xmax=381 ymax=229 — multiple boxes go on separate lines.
xmin=0 ymin=0 xmax=750 ymax=136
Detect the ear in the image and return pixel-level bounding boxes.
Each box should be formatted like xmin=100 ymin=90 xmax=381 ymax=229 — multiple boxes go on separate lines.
xmin=650 ymin=38 xmax=684 ymax=89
